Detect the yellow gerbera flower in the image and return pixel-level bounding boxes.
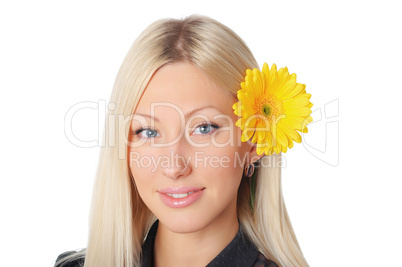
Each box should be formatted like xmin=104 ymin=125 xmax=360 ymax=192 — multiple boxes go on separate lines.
xmin=233 ymin=63 xmax=313 ymax=155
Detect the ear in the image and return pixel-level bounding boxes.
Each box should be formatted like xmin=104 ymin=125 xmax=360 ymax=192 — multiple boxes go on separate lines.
xmin=247 ymin=142 xmax=264 ymax=165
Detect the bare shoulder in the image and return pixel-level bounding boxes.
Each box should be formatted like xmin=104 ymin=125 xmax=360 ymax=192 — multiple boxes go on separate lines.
xmin=253 ymin=252 xmax=279 ymax=267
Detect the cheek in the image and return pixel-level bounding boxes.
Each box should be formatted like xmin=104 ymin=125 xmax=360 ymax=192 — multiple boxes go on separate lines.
xmin=200 ymin=150 xmax=244 ymax=209
xmin=128 ymin=149 xmax=157 ymax=201
xmin=214 ymin=122 xmax=242 ymax=147
xmin=203 ymin=129 xmax=248 ymax=173
xmin=200 ymin=144 xmax=246 ymax=188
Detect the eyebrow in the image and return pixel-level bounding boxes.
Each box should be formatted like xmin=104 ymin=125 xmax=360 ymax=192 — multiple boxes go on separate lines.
xmin=134 ymin=105 xmax=220 ymax=122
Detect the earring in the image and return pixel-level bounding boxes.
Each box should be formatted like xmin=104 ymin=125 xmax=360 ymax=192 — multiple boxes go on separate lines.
xmin=244 ymin=164 xmax=255 ymax=177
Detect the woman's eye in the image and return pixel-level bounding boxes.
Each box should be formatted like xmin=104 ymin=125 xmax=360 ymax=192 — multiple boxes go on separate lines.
xmin=192 ymin=124 xmax=219 ymax=135
xmin=135 ymin=128 xmax=160 ymax=138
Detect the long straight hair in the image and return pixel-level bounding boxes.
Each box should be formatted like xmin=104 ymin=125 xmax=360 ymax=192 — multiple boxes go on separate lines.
xmin=57 ymin=14 xmax=308 ymax=267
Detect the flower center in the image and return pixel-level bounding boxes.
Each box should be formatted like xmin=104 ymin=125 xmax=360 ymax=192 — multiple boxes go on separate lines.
xmin=255 ymin=96 xmax=284 ymax=120
xmin=262 ymin=104 xmax=271 ymax=117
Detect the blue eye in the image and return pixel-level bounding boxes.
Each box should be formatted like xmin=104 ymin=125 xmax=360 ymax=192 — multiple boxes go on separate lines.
xmin=135 ymin=128 xmax=160 ymax=138
xmin=193 ymin=124 xmax=219 ymax=135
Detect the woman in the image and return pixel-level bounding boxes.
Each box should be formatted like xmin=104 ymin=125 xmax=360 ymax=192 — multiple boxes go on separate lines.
xmin=55 ymin=14 xmax=311 ymax=267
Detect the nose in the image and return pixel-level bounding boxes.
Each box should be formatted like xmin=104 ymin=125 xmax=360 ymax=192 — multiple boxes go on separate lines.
xmin=162 ymin=142 xmax=192 ymax=180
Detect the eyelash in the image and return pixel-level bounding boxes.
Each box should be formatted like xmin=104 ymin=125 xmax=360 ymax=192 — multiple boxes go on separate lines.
xmin=133 ymin=127 xmax=159 ymax=138
xmin=191 ymin=123 xmax=220 ymax=136
xmin=132 ymin=123 xmax=220 ymax=138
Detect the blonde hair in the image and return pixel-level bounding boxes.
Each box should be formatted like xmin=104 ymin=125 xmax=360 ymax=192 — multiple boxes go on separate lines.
xmin=56 ymin=14 xmax=308 ymax=267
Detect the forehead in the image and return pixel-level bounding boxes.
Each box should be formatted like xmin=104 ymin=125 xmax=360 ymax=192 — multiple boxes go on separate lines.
xmin=135 ymin=62 xmax=235 ymax=115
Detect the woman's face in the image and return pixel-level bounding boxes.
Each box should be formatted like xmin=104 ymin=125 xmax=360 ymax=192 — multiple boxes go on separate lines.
xmin=128 ymin=62 xmax=259 ymax=233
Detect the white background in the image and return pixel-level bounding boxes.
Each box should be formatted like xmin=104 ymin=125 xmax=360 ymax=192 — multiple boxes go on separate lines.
xmin=1 ymin=1 xmax=401 ymax=266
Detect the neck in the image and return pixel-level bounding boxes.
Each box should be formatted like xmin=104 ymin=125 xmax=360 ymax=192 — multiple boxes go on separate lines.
xmin=153 ymin=211 xmax=239 ymax=267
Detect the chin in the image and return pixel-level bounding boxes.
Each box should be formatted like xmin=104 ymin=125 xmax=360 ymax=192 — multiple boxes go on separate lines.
xmin=157 ymin=212 xmax=210 ymax=233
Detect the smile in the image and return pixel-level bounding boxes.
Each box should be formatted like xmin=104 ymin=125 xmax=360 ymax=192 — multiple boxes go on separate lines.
xmin=160 ymin=189 xmax=204 ymax=208
xmin=165 ymin=191 xmax=196 ymax=198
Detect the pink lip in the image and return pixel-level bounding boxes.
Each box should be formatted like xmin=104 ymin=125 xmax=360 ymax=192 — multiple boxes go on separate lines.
xmin=158 ymin=187 xmax=205 ymax=208
xmin=158 ymin=187 xmax=205 ymax=194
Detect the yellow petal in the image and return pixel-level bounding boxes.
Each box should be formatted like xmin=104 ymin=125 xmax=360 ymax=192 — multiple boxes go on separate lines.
xmin=283 ymin=97 xmax=311 ymax=108
xmin=255 ymin=119 xmax=267 ymax=142
xmin=244 ymin=117 xmax=257 ymax=131
xmin=235 ymin=118 xmax=244 ymax=130
xmin=262 ymin=130 xmax=272 ymax=148
xmin=261 ymin=71 xmax=267 ymax=95
xmin=233 ymin=102 xmax=240 ymax=115
xmin=281 ymin=116 xmax=305 ymax=131
xmin=244 ymin=88 xmax=257 ymax=104
xmin=240 ymin=81 xmax=246 ymax=90
xmin=256 ymin=144 xmax=265 ymax=155
xmin=286 ymin=107 xmax=312 ymax=116
xmin=262 ymin=63 xmax=269 ymax=75
xmin=274 ymin=145 xmax=281 ymax=155
xmin=252 ymin=132 xmax=258 ymax=143
xmin=267 ymin=64 xmax=278 ymax=95
xmin=241 ymin=129 xmax=254 ymax=142
xmin=277 ymin=77 xmax=296 ymax=99
xmin=276 ymin=126 xmax=288 ymax=148
xmin=282 ymin=83 xmax=306 ymax=100
xmin=276 ymin=67 xmax=289 ymax=89
xmin=301 ymin=118 xmax=311 ymax=132
xmin=280 ymin=121 xmax=302 ymax=143
xmin=287 ymin=134 xmax=294 ymax=148
xmin=253 ymin=69 xmax=263 ymax=96
xmin=305 ymin=116 xmax=313 ymax=123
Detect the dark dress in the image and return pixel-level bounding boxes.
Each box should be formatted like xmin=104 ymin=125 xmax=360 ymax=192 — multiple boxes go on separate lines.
xmin=55 ymin=220 xmax=278 ymax=267
xmin=142 ymin=220 xmax=278 ymax=267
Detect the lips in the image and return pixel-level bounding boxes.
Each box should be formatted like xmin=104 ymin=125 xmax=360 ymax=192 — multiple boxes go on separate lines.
xmin=158 ymin=187 xmax=205 ymax=194
xmin=158 ymin=187 xmax=205 ymax=208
